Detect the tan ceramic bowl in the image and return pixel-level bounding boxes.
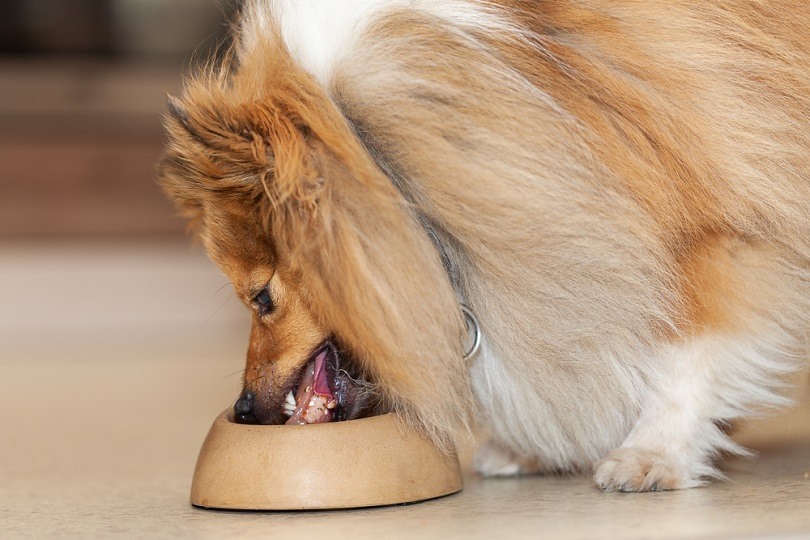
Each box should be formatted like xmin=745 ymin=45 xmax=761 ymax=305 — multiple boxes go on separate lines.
xmin=190 ymin=410 xmax=463 ymax=510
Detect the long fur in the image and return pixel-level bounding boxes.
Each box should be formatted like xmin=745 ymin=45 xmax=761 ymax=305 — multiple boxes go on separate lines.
xmin=160 ymin=0 xmax=809 ymax=489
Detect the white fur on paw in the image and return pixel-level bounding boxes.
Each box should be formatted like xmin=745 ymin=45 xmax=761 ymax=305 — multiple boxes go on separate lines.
xmin=593 ymin=447 xmax=697 ymax=492
xmin=474 ymin=441 xmax=543 ymax=478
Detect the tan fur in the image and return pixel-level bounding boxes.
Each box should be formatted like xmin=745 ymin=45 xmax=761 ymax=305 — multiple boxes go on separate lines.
xmin=160 ymin=1 xmax=809 ymax=489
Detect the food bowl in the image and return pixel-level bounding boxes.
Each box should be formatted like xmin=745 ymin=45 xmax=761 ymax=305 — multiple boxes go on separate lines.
xmin=190 ymin=410 xmax=463 ymax=510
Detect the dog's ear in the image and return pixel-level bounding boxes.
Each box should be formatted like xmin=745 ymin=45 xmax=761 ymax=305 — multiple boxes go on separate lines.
xmin=160 ymin=83 xmax=330 ymax=218
xmin=163 ymin=91 xmax=271 ymax=169
xmin=158 ymin=87 xmax=279 ymax=238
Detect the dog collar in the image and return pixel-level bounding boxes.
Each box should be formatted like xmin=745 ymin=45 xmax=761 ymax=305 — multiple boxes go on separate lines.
xmin=461 ymin=303 xmax=481 ymax=361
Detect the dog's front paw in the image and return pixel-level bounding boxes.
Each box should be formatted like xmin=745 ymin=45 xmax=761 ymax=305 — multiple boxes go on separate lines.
xmin=593 ymin=447 xmax=699 ymax=492
xmin=474 ymin=440 xmax=544 ymax=478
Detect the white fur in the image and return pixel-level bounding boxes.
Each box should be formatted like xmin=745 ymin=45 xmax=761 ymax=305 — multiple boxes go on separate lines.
xmin=240 ymin=0 xmax=518 ymax=86
xmin=593 ymin=331 xmax=802 ymax=490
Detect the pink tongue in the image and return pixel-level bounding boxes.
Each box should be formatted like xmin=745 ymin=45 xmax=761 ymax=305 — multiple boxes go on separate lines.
xmin=312 ymin=349 xmax=332 ymax=397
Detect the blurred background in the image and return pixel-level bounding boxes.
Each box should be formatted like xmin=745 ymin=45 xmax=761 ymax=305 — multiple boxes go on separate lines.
xmin=0 ymin=0 xmax=237 ymax=238
xmin=0 ymin=2 xmax=259 ymax=533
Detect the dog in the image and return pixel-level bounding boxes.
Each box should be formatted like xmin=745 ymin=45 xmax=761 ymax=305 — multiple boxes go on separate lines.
xmin=159 ymin=0 xmax=809 ymax=492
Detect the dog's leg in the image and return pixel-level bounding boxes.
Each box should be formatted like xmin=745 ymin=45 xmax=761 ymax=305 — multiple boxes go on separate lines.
xmin=474 ymin=439 xmax=545 ymax=477
xmin=593 ymin=335 xmax=794 ymax=492
xmin=593 ymin=237 xmax=806 ymax=492
xmin=593 ymin=339 xmax=731 ymax=491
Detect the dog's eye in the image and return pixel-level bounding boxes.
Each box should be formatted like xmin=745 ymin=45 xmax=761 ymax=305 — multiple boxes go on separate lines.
xmin=253 ymin=287 xmax=274 ymax=316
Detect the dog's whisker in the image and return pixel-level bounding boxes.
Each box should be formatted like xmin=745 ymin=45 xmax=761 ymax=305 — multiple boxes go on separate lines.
xmin=212 ymin=281 xmax=233 ymax=300
xmin=220 ymin=368 xmax=246 ymax=381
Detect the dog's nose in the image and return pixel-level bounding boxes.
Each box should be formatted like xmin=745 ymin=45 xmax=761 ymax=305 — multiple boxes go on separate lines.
xmin=233 ymin=391 xmax=259 ymax=424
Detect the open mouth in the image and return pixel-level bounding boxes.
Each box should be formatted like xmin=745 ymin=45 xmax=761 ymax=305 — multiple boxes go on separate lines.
xmin=282 ymin=341 xmax=371 ymax=425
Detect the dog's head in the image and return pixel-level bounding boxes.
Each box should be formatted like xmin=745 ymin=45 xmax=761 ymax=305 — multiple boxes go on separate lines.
xmin=158 ymin=37 xmax=471 ymax=444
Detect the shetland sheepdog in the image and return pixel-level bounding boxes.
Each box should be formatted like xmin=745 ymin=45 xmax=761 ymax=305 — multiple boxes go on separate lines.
xmin=160 ymin=1 xmax=809 ymax=491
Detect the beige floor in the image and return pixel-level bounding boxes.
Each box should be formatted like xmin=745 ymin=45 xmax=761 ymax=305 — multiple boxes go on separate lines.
xmin=1 ymin=240 xmax=808 ymax=539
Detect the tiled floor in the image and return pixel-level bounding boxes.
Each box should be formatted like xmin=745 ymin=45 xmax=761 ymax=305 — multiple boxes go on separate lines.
xmin=1 ymin=240 xmax=808 ymax=538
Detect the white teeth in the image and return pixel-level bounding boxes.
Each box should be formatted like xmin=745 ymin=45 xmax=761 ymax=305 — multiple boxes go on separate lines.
xmin=283 ymin=391 xmax=296 ymax=416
